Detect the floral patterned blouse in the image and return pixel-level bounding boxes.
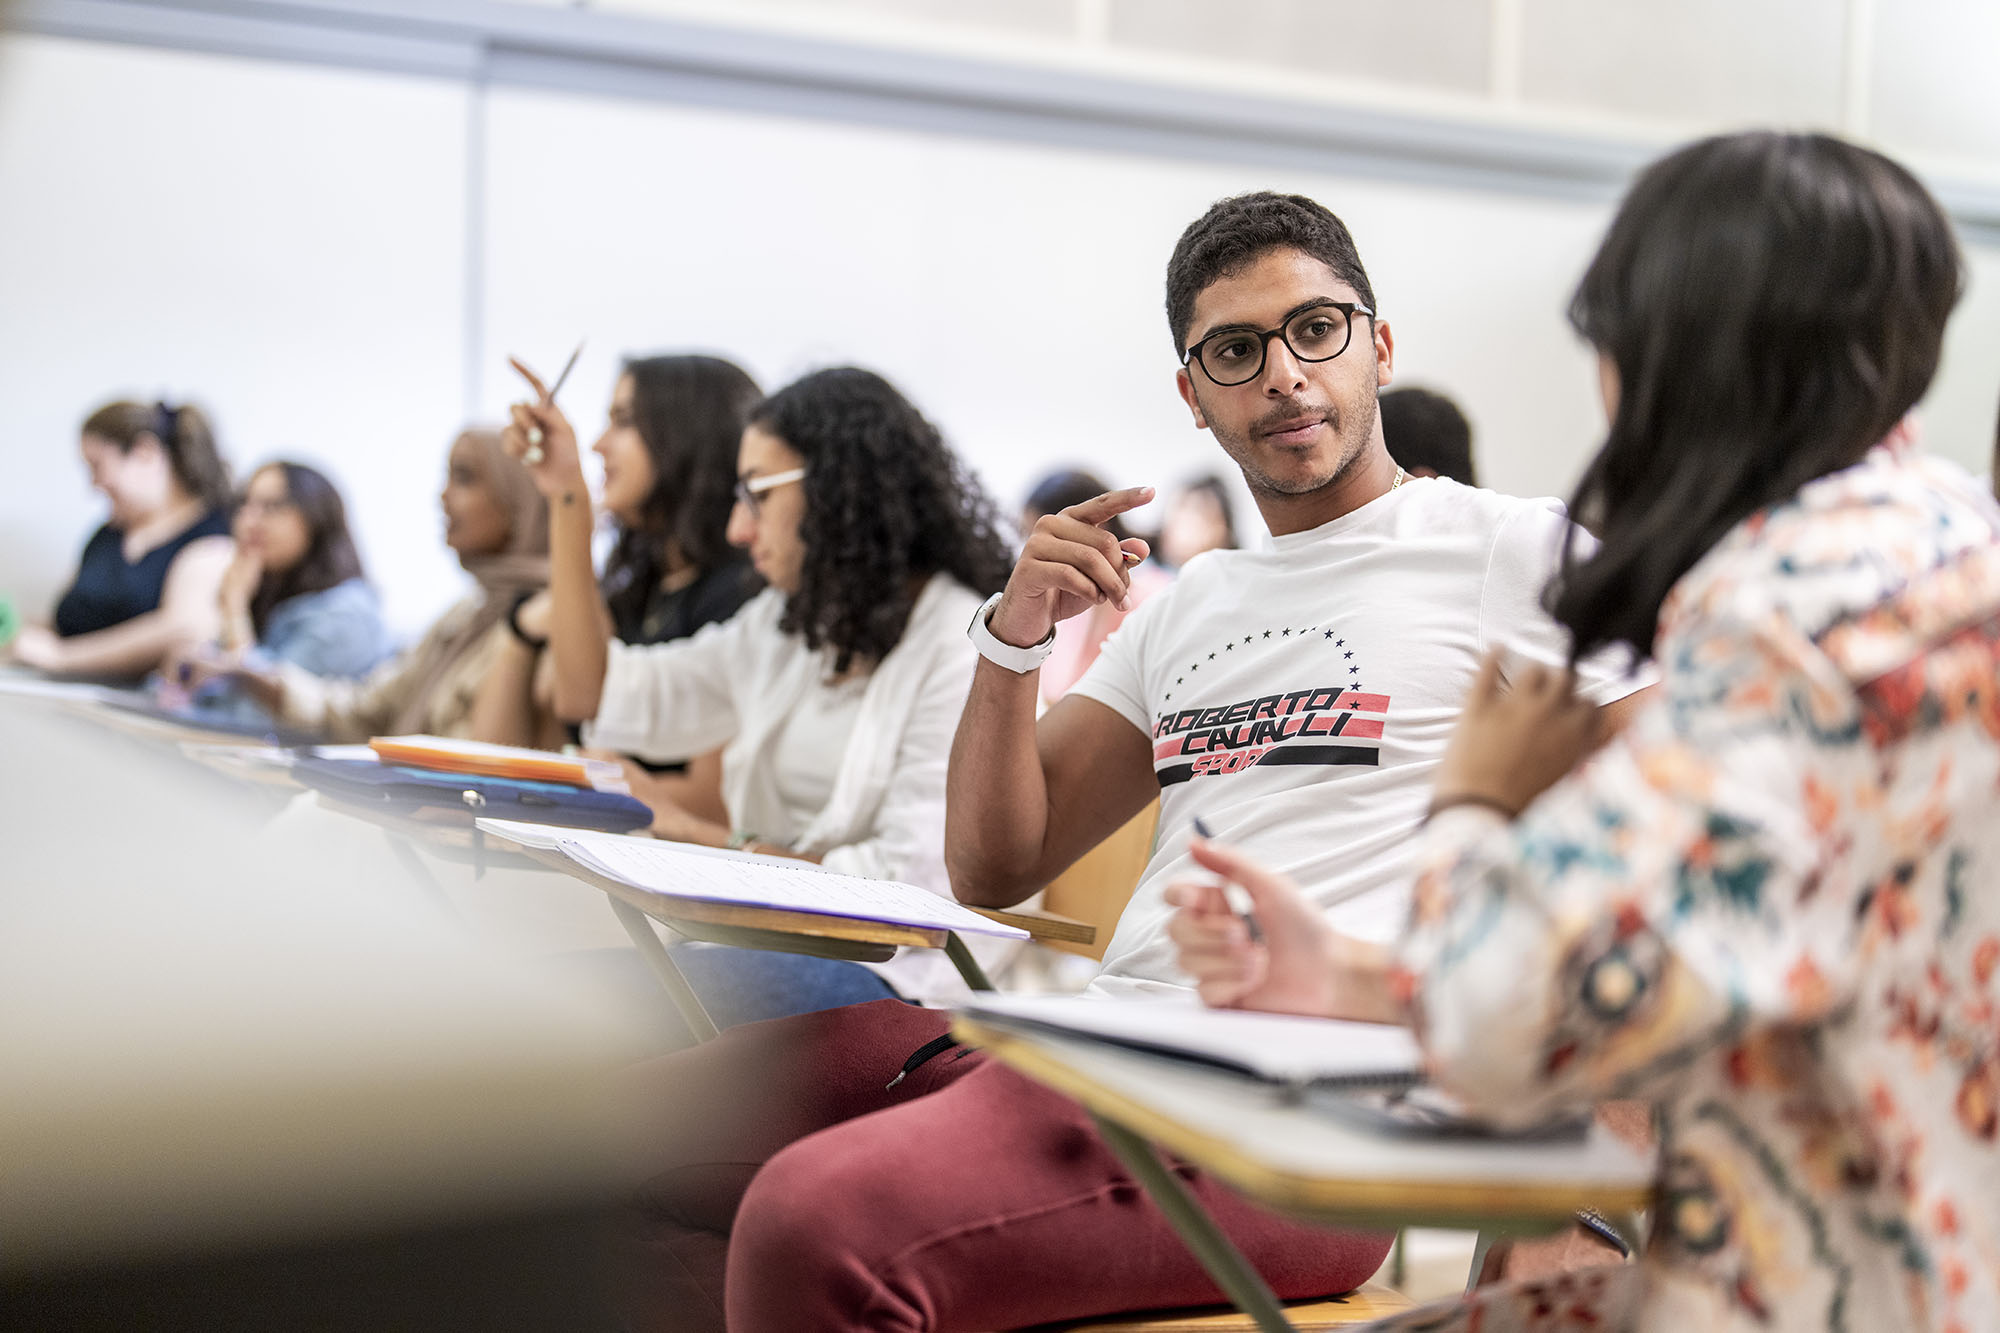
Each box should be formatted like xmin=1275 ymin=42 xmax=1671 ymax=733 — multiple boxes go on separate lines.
xmin=1378 ymin=448 xmax=2000 ymax=1333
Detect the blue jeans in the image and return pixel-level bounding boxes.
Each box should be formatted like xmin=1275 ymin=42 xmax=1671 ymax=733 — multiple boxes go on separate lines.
xmin=556 ymin=944 xmax=902 ymax=1052
xmin=669 ymin=942 xmax=901 ymax=1031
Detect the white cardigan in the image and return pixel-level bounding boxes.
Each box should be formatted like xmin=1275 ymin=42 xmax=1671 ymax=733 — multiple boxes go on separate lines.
xmin=584 ymin=574 xmax=1021 ymax=1002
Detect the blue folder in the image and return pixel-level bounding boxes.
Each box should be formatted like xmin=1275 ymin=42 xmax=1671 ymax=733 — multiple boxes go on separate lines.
xmin=290 ymin=756 xmax=654 ymax=834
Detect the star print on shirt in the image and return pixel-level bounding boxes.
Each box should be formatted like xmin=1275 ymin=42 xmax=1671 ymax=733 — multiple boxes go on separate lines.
xmin=1148 ymin=622 xmax=1388 ymax=785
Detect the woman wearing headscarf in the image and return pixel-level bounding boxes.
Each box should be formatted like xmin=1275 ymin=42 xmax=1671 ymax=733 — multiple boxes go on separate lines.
xmin=198 ymin=429 xmax=549 ymax=740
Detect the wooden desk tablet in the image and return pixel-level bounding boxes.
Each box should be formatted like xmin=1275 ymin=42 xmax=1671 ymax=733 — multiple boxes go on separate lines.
xmin=953 ymin=1016 xmax=1655 ymax=1333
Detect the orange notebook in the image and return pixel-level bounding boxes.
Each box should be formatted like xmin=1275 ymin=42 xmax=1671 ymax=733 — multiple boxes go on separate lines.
xmin=367 ymin=735 xmax=628 ymax=792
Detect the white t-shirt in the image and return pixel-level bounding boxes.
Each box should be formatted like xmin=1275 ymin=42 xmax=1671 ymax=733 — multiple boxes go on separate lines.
xmin=767 ymin=670 xmax=868 ymax=837
xmin=1070 ymin=476 xmax=1649 ymax=997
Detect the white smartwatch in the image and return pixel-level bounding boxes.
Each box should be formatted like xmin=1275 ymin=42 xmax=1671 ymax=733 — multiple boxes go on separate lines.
xmin=967 ymin=592 xmax=1057 ymax=674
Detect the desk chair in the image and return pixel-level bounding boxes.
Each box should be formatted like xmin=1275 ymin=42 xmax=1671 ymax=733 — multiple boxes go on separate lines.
xmin=1013 ymin=800 xmax=1160 ymax=963
xmin=1016 ymin=1284 xmax=1411 ymax=1331
xmin=979 ymin=804 xmax=1414 ymax=1332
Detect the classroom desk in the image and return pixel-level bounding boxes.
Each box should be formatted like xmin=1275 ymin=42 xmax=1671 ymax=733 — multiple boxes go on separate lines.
xmin=54 ymin=690 xmax=278 ymax=750
xmin=57 ymin=702 xmax=1099 ymax=1039
xmin=305 ymin=795 xmax=1063 ymax=1042
xmin=951 ymin=1017 xmax=1655 ymax=1333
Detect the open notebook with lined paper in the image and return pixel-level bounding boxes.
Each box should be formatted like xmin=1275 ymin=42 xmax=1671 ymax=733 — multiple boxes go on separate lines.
xmin=475 ymin=819 xmax=1028 ymax=941
xmin=960 ymin=992 xmax=1423 ymax=1089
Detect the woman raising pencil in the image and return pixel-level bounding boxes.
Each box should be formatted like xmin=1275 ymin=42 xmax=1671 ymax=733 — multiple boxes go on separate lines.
xmin=505 ymin=361 xmax=1016 ymax=1032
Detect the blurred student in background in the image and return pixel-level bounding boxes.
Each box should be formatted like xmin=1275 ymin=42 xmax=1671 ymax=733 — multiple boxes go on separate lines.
xmin=1379 ymin=384 xmax=1479 ymax=486
xmin=161 ymin=462 xmax=389 ymax=725
xmin=1168 ymin=131 xmax=1997 ymax=1333
xmin=188 ymin=429 xmax=548 ymax=740
xmin=507 ymin=364 xmax=1013 ymax=1029
xmin=1019 ymin=467 xmax=1168 ymax=704
xmin=474 ymin=355 xmax=761 ymax=822
xmin=8 ymin=400 xmax=233 ymax=680
xmin=1151 ymin=471 xmax=1238 ymax=570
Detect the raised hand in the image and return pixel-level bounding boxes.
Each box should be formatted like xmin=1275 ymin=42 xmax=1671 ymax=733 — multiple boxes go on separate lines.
xmin=988 ymin=486 xmax=1153 ymax=648
xmin=501 ymin=356 xmax=587 ymax=500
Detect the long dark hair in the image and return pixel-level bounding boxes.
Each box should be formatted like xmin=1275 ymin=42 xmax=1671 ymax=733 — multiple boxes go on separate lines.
xmin=750 ymin=368 xmax=1013 ymax=674
xmin=81 ymin=399 xmax=232 ymax=513
xmin=245 ymin=462 xmax=367 ymax=637
xmin=601 ymin=355 xmax=762 ymax=638
xmin=1553 ymin=131 xmax=1963 ymax=662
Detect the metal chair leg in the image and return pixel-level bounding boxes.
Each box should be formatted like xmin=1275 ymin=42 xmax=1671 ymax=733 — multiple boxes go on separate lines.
xmin=1087 ymin=1113 xmax=1297 ymax=1333
xmin=944 ymin=931 xmax=995 ymax=991
xmin=608 ymin=898 xmax=720 ymax=1043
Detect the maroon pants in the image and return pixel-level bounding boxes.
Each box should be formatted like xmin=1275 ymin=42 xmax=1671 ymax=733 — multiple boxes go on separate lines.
xmin=613 ymin=998 xmax=1393 ymax=1332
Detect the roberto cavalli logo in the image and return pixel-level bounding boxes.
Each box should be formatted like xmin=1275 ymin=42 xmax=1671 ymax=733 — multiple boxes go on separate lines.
xmin=1150 ymin=624 xmax=1387 ymax=786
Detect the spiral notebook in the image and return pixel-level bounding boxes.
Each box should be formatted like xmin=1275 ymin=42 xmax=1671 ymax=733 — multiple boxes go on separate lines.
xmin=959 ymin=992 xmax=1424 ymax=1090
xmin=476 ymin=819 xmax=1030 ymax=941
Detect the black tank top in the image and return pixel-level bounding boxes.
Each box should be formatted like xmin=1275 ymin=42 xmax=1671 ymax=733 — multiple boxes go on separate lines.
xmin=52 ymin=510 xmax=231 ymax=637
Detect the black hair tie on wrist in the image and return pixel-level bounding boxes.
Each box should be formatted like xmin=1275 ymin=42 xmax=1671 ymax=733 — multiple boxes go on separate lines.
xmin=507 ymin=590 xmax=548 ymax=651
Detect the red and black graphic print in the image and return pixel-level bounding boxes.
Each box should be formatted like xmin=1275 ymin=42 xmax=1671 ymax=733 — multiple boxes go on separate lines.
xmin=1151 ymin=623 xmax=1389 ymax=786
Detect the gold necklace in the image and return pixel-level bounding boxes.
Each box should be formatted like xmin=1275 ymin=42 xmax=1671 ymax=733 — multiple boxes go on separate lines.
xmin=1389 ymin=466 xmax=1408 ymax=491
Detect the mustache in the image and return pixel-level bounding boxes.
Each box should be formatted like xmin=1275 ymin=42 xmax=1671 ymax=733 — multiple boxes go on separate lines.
xmin=1250 ymin=400 xmax=1336 ymax=437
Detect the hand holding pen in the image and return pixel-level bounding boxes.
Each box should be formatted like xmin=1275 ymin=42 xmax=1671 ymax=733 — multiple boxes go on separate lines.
xmin=502 ymin=342 xmax=586 ymax=499
xmin=1164 ymin=825 xmax=1401 ymax=1022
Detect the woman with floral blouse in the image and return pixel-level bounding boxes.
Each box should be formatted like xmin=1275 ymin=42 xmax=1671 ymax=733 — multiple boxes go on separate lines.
xmin=1168 ymin=131 xmax=1998 ymax=1331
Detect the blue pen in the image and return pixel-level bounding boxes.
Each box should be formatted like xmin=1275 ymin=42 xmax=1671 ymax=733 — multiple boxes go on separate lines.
xmin=1191 ymin=816 xmax=1263 ymax=945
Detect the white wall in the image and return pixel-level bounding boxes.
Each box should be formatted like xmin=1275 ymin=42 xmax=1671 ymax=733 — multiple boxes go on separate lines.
xmin=4 ymin=26 xmax=1998 ymax=642
xmin=0 ymin=33 xmax=473 ymax=633
xmin=476 ymin=85 xmax=1622 ymax=521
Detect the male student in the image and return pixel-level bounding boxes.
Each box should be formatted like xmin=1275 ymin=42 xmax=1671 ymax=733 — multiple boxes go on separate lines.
xmin=612 ymin=192 xmax=1648 ymax=1333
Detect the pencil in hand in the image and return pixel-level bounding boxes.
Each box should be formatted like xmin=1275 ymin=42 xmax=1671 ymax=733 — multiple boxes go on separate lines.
xmin=1191 ymin=817 xmax=1263 ymax=945
xmin=522 ymin=340 xmax=585 ymax=465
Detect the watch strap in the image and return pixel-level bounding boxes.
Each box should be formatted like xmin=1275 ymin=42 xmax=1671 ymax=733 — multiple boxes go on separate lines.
xmin=967 ymin=592 xmax=1056 ymax=674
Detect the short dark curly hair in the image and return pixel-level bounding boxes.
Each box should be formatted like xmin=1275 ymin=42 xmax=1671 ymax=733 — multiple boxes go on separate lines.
xmin=1165 ymin=192 xmax=1377 ymax=353
xmin=750 ymin=368 xmax=1013 ymax=674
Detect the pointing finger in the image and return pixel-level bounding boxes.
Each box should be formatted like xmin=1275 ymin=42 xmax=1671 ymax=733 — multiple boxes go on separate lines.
xmin=1064 ymin=486 xmax=1156 ymax=528
xmin=508 ymin=356 xmax=552 ymax=403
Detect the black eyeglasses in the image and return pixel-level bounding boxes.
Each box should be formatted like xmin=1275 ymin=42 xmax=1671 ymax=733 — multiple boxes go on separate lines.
xmin=1181 ymin=301 xmax=1374 ymax=387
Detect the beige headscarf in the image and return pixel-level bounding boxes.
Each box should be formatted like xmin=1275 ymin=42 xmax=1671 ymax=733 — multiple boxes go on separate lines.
xmin=389 ymin=429 xmax=551 ymax=733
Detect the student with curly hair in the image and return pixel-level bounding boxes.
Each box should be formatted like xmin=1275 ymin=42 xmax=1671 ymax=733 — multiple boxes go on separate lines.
xmin=505 ymin=363 xmax=1014 ymax=1024
xmin=589 ymin=190 xmax=1650 ymax=1333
